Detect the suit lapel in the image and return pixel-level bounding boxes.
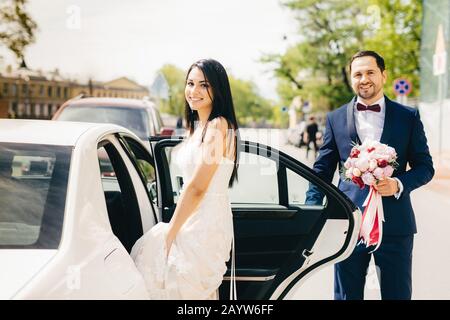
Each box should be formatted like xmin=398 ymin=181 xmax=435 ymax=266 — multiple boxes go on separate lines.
xmin=346 ymin=96 xmax=360 ymax=144
xmin=380 ymin=95 xmax=394 ymax=144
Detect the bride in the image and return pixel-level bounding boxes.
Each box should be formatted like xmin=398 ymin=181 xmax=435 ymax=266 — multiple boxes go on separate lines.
xmin=131 ymin=59 xmax=239 ymax=300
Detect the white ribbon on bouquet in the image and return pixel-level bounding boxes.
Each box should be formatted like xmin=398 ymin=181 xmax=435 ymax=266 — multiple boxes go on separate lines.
xmin=359 ymin=186 xmax=385 ymax=253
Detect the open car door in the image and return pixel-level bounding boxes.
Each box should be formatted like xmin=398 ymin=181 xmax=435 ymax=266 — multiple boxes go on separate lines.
xmin=151 ymin=137 xmax=361 ymax=300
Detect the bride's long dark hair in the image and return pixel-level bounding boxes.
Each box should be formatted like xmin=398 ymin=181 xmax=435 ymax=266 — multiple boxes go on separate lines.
xmin=184 ymin=59 xmax=239 ymax=187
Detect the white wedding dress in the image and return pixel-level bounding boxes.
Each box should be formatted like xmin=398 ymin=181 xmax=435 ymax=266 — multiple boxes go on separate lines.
xmin=131 ymin=128 xmax=236 ymax=300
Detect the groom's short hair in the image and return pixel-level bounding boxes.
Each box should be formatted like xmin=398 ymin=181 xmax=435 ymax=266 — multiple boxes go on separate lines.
xmin=349 ymin=51 xmax=385 ymax=72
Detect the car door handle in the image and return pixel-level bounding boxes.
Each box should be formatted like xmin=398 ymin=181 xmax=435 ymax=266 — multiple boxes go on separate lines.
xmin=302 ymin=249 xmax=313 ymax=259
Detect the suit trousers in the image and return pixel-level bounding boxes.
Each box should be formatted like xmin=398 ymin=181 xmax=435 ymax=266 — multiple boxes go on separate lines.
xmin=334 ymin=235 xmax=414 ymax=300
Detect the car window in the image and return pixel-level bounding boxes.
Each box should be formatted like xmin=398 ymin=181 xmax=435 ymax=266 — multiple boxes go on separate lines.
xmin=0 ymin=143 xmax=71 ymax=249
xmin=151 ymin=107 xmax=163 ymax=134
xmin=58 ymin=105 xmax=150 ymax=140
xmin=161 ymin=144 xmax=183 ymax=204
xmin=97 ymin=141 xmax=143 ymax=253
xmin=118 ymin=136 xmax=156 ymax=204
xmin=164 ymin=146 xmax=279 ymax=205
xmin=287 ymin=168 xmax=327 ymax=206
xmin=229 ymin=152 xmax=279 ymax=204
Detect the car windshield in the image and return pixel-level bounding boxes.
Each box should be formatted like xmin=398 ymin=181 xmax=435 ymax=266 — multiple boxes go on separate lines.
xmin=0 ymin=143 xmax=71 ymax=249
xmin=58 ymin=105 xmax=150 ymax=139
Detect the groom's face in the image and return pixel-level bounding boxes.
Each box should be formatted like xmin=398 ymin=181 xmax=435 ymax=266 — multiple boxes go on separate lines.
xmin=350 ymin=56 xmax=387 ymax=102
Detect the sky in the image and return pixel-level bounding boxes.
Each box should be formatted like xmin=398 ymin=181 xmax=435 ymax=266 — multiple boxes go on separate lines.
xmin=1 ymin=0 xmax=300 ymax=100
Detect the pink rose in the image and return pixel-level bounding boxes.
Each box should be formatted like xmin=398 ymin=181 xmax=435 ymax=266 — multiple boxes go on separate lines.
xmin=383 ymin=165 xmax=394 ymax=177
xmin=373 ymin=167 xmax=385 ymax=180
xmin=362 ymin=172 xmax=376 ymax=185
xmin=344 ymin=159 xmax=352 ymax=169
xmin=369 ymin=159 xmax=378 ymax=171
xmin=355 ymin=158 xmax=369 ymax=172
xmin=387 ymin=147 xmax=397 ymax=160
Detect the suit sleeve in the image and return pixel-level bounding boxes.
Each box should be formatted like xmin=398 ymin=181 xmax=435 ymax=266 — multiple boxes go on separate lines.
xmin=396 ymin=110 xmax=435 ymax=195
xmin=305 ymin=114 xmax=340 ymax=205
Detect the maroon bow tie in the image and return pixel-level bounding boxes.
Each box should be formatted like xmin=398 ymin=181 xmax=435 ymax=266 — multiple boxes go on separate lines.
xmin=356 ymin=102 xmax=381 ymax=112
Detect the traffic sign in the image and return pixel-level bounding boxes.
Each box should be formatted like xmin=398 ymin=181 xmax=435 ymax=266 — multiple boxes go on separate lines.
xmin=393 ymin=78 xmax=412 ymax=96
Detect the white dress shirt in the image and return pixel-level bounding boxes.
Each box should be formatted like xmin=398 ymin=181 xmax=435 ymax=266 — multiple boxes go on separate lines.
xmin=354 ymin=96 xmax=403 ymax=199
xmin=354 ymin=96 xmax=386 ymax=143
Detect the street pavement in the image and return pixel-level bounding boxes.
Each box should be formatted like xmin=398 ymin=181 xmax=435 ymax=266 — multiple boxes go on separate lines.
xmin=240 ymin=128 xmax=450 ymax=300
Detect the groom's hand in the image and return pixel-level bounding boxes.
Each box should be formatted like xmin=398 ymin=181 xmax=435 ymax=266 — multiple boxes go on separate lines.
xmin=373 ymin=177 xmax=399 ymax=197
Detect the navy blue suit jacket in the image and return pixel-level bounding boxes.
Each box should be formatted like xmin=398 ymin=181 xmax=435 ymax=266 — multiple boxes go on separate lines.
xmin=306 ymin=96 xmax=434 ymax=235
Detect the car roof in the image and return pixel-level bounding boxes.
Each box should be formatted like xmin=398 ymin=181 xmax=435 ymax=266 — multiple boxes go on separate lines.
xmin=63 ymin=97 xmax=155 ymax=110
xmin=0 ymin=119 xmax=124 ymax=146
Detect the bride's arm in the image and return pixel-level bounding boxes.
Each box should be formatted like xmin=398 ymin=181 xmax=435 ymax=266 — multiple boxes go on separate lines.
xmin=165 ymin=117 xmax=229 ymax=255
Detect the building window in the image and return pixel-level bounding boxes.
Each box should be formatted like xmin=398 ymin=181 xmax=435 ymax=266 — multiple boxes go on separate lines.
xmin=31 ymin=104 xmax=38 ymax=118
xmin=48 ymin=86 xmax=52 ymax=97
xmin=11 ymin=102 xmax=18 ymax=118
xmin=3 ymin=83 xmax=8 ymax=96
xmin=22 ymin=83 xmax=28 ymax=95
xmin=56 ymin=86 xmax=61 ymax=98
xmin=25 ymin=103 xmax=31 ymax=117
xmin=63 ymin=87 xmax=68 ymax=98
xmin=12 ymin=84 xmax=17 ymax=95
xmin=40 ymin=85 xmax=44 ymax=96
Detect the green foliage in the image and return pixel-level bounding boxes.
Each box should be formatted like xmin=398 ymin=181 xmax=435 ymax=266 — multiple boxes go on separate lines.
xmin=0 ymin=0 xmax=37 ymax=60
xmin=363 ymin=0 xmax=422 ymax=98
xmin=228 ymin=75 xmax=275 ymax=127
xmin=264 ymin=0 xmax=422 ymax=111
xmin=157 ymin=64 xmax=186 ymax=116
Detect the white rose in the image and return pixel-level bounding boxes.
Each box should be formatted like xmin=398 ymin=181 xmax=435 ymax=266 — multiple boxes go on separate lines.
xmin=353 ymin=167 xmax=362 ymax=177
xmin=345 ymin=169 xmax=353 ymax=179
xmin=369 ymin=159 xmax=378 ymax=171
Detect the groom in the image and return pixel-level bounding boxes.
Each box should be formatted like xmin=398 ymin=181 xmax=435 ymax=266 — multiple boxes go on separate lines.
xmin=305 ymin=51 xmax=434 ymax=300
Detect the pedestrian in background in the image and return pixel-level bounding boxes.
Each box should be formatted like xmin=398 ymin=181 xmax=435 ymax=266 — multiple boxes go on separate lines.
xmin=305 ymin=116 xmax=319 ymax=159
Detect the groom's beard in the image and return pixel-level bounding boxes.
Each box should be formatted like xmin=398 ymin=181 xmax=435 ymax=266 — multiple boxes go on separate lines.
xmin=357 ymin=82 xmax=381 ymax=100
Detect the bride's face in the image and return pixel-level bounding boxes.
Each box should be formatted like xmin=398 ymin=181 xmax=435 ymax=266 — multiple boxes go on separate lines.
xmin=185 ymin=67 xmax=214 ymax=113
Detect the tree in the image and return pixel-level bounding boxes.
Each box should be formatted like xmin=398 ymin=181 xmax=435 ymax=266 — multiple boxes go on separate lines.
xmin=264 ymin=0 xmax=422 ymax=111
xmin=228 ymin=75 xmax=274 ymax=126
xmin=0 ymin=0 xmax=37 ymax=61
xmin=157 ymin=64 xmax=186 ymax=116
xmin=363 ymin=0 xmax=422 ymax=98
xmin=263 ymin=0 xmax=367 ymax=110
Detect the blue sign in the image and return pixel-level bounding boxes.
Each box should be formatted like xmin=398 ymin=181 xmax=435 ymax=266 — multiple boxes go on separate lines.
xmin=393 ymin=78 xmax=412 ymax=96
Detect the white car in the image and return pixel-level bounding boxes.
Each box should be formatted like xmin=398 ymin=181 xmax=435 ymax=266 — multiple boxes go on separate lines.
xmin=0 ymin=119 xmax=360 ymax=299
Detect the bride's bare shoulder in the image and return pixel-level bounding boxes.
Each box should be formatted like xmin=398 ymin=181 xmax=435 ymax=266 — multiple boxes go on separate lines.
xmin=208 ymin=116 xmax=236 ymax=135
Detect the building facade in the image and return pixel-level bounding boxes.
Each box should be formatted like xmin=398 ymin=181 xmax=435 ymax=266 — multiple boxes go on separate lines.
xmin=0 ymin=64 xmax=149 ymax=119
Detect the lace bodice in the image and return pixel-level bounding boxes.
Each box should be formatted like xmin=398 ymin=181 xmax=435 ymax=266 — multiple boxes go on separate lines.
xmin=176 ymin=127 xmax=235 ymax=194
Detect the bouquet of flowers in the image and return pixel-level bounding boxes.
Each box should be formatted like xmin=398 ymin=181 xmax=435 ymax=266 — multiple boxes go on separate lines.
xmin=342 ymin=139 xmax=398 ymax=252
